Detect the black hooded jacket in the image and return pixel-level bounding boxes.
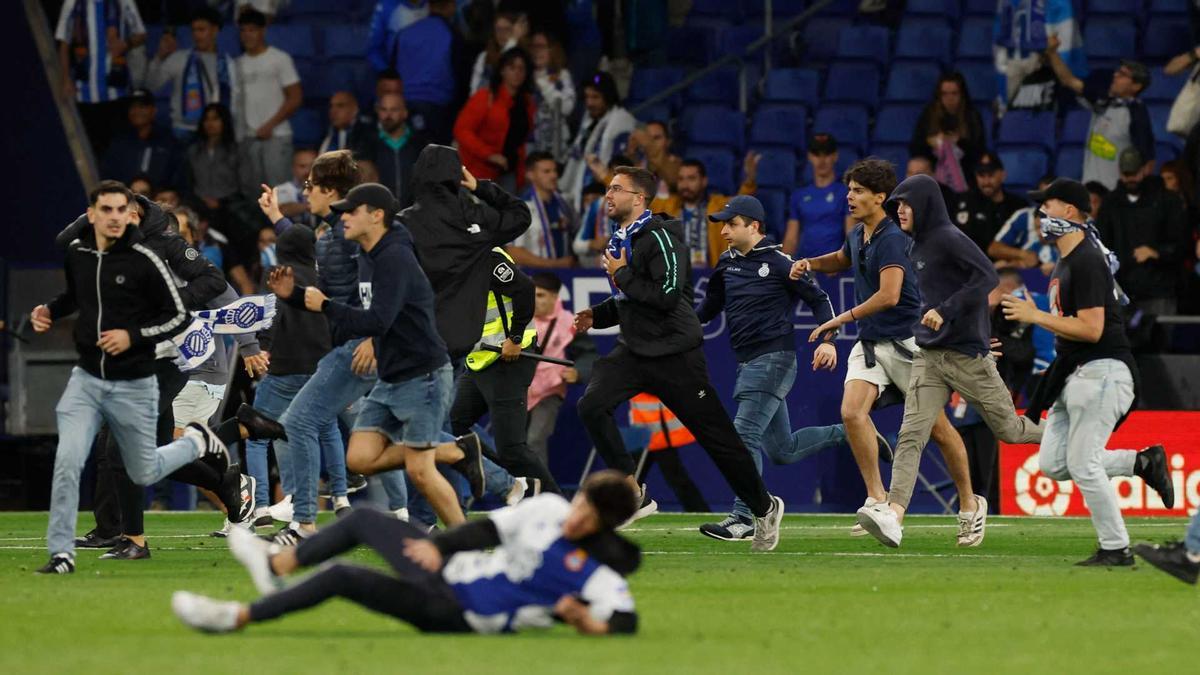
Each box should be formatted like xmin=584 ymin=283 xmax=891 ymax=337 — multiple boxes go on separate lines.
xmin=400 ymin=144 xmax=533 ymax=358
xmin=592 ymin=215 xmax=703 ymax=357
xmin=887 ymin=175 xmax=998 ymax=357
xmin=259 ymin=226 xmax=331 ymax=375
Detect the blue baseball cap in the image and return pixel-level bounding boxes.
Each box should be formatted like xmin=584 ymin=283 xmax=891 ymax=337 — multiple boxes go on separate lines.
xmin=709 ymin=195 xmax=766 ymax=224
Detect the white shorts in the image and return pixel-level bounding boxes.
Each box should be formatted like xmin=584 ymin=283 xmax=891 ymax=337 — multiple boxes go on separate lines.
xmin=844 ymin=337 xmax=919 ymax=396
xmin=172 ymin=380 xmax=226 ymax=427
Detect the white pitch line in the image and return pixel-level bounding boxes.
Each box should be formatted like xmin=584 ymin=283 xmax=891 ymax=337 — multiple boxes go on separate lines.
xmin=642 ymin=550 xmax=1010 ymax=558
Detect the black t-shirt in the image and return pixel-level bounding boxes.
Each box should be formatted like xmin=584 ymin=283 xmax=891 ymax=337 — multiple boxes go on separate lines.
xmin=1048 ymin=238 xmax=1130 ymax=363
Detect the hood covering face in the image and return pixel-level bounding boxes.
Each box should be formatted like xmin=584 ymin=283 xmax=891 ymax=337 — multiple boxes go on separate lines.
xmin=412 ymin=144 xmax=464 ymax=199
xmin=275 ymin=224 xmax=316 ymax=268
xmin=885 ymin=174 xmax=953 ymax=241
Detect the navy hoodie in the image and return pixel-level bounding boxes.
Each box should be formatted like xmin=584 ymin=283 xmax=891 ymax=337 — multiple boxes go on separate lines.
xmin=318 ymin=223 xmax=450 ymax=383
xmin=887 ymin=175 xmax=998 ymax=357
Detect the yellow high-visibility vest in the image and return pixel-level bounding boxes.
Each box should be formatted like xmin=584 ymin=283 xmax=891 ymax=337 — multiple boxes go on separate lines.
xmin=465 ymin=247 xmax=538 ymax=371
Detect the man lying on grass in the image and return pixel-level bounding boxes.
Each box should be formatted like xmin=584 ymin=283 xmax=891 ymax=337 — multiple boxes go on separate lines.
xmin=172 ymin=470 xmax=641 ymax=635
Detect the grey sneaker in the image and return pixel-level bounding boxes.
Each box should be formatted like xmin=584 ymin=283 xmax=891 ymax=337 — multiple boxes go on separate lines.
xmin=618 ymin=485 xmax=658 ymax=530
xmin=751 ymin=496 xmax=785 ymax=552
xmin=956 ymin=494 xmax=988 ymax=547
xmin=699 ymin=515 xmax=755 ymax=541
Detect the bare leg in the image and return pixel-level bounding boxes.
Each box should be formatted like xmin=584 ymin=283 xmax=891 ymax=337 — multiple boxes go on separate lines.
xmin=842 ymin=380 xmax=885 ymax=501
xmin=930 ymin=412 xmax=977 ymax=514
xmin=404 ymin=448 xmax=465 ymax=526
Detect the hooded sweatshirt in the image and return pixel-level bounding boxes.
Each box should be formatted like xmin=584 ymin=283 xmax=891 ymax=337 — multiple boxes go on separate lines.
xmin=887 ymin=175 xmax=999 ymax=357
xmin=401 ymin=144 xmax=533 ymax=358
xmin=259 ymin=225 xmax=331 ymax=375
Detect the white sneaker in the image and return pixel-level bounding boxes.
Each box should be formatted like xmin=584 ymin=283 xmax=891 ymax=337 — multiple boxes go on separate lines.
xmin=618 ymin=485 xmax=658 ymax=530
xmin=957 ymin=494 xmax=988 ymax=547
xmin=505 ymin=477 xmax=530 ymax=506
xmin=393 ymin=507 xmax=410 ymax=522
xmin=228 ymin=526 xmax=283 ymax=595
xmin=172 ymin=591 xmax=241 ymax=633
xmin=849 ymin=497 xmax=882 ymax=537
xmin=856 ymin=502 xmax=903 ymax=548
xmin=332 ymin=496 xmax=352 ymax=517
xmin=210 ymin=517 xmax=252 ymax=538
xmin=268 ymin=495 xmax=294 ymax=523
xmin=751 ymin=495 xmax=785 ymax=552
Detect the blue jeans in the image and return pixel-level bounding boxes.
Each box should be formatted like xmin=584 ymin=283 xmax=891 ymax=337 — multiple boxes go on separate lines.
xmin=49 ymin=368 xmax=200 ymax=557
xmin=729 ymin=351 xmax=847 ymax=521
xmin=1186 ymin=510 xmax=1200 ymax=555
xmin=248 ymin=373 xmax=345 ymax=507
xmin=281 ymin=339 xmax=376 ymax=524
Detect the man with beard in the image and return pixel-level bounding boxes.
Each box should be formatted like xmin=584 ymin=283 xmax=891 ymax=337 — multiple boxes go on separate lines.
xmin=362 ymin=92 xmax=427 ymax=208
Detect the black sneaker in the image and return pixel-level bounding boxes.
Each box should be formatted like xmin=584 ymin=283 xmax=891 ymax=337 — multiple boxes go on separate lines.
xmin=36 ymin=554 xmax=75 ymax=574
xmin=184 ymin=422 xmax=230 ymax=475
xmin=1135 ymin=445 xmax=1174 ymax=509
xmin=346 ymin=473 xmax=368 ymax=494
xmin=253 ymin=512 xmax=274 ymax=528
xmin=100 ymin=538 xmax=151 ymax=560
xmin=875 ymin=431 xmax=894 ymax=464
xmin=1134 ymin=541 xmax=1200 ymax=585
xmin=236 ymin=403 xmax=287 ymax=441
xmin=452 ymin=432 xmax=486 ymax=499
xmin=262 ymin=524 xmax=309 ymax=547
xmin=1075 ymin=546 xmax=1135 ymax=567
xmin=74 ymin=529 xmax=122 ymax=549
xmin=699 ymin=515 xmax=755 ymax=541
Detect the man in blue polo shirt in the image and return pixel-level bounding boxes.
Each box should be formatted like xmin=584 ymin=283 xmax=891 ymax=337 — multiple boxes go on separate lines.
xmin=793 ymin=159 xmax=979 ymax=540
xmin=696 ymin=196 xmax=890 ymax=541
xmin=783 ymin=133 xmax=851 ymax=258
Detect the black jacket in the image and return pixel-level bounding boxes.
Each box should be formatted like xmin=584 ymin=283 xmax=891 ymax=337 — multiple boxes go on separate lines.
xmin=276 ymin=209 xmax=361 ymax=311
xmin=887 ymin=175 xmax=999 ymax=357
xmin=1095 ymin=176 xmax=1190 ymax=302
xmin=592 ymin=216 xmax=703 ymax=357
xmin=401 ymin=144 xmax=533 ymax=358
xmin=259 ymin=226 xmax=331 ymax=375
xmin=363 ymin=126 xmax=428 ymax=209
xmin=46 ymin=225 xmax=190 ymax=380
xmin=486 ymin=249 xmax=535 ymax=341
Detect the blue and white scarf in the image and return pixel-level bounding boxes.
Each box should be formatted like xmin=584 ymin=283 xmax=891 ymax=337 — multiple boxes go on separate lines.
xmin=173 ymin=294 xmax=276 ymax=370
xmin=182 ymin=49 xmax=232 ymax=126
xmin=604 ymin=209 xmax=652 ymax=298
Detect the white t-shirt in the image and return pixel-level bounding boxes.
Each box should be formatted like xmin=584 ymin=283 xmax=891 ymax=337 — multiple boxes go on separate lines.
xmin=236 ymin=46 xmax=300 ymax=139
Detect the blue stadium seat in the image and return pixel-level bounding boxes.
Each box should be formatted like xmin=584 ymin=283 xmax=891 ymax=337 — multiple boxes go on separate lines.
xmin=1150 ymin=0 xmax=1190 ymax=13
xmin=812 ymin=105 xmax=870 ymax=154
xmin=1143 ymin=17 xmax=1193 ymax=62
xmin=291 ymin=107 xmax=325 ymax=147
xmin=686 ymin=66 xmax=741 ymax=105
xmin=884 ymin=62 xmax=941 ymax=103
xmin=719 ymin=24 xmax=767 ymax=57
xmin=302 ymin=62 xmax=338 ymax=100
xmin=755 ymin=189 xmax=789 ymax=240
xmin=688 ymin=146 xmax=738 ymax=195
xmin=277 ymin=0 xmax=344 ymax=22
xmin=998 ymin=110 xmax=1058 ymax=153
xmin=754 ymin=149 xmax=798 ymax=189
xmin=1060 ymin=108 xmax=1093 ymax=145
xmin=895 ymin=19 xmax=953 ymax=65
xmin=323 ymin=25 xmax=370 ymax=60
xmin=979 ymin=106 xmax=996 ymax=148
xmin=1087 ymin=0 xmax=1144 ymax=17
xmin=749 ymin=104 xmax=809 ymax=152
xmin=1143 ymin=68 xmax=1190 ymax=103
xmin=997 ymin=148 xmax=1050 ymax=190
xmin=270 ymin=24 xmax=316 ymax=60
xmin=958 ymin=18 xmax=995 ymax=60
xmin=958 ymin=60 xmax=999 ymax=103
xmin=824 ymin=63 xmax=881 ymax=111
xmin=873 ymin=104 xmax=924 ymax=144
xmin=628 ymin=67 xmax=685 ymax=110
xmin=1084 ymin=19 xmax=1136 ymax=62
xmin=1149 ymin=103 xmax=1183 ymax=149
xmin=1158 ymin=142 xmax=1181 ymax=161
xmin=906 ymin=0 xmax=961 ymax=22
xmin=690 ymin=0 xmax=744 ymax=23
xmin=666 ymin=25 xmax=717 ymax=65
xmin=835 ymin=25 xmax=890 ymax=65
xmin=747 ymin=0 xmax=808 ymax=19
xmin=171 ymin=25 xmax=241 ymax=54
xmin=292 ymin=57 xmax=317 ymax=93
xmin=802 ymin=17 xmax=851 ymax=62
xmin=871 ymin=144 xmax=910 ymax=174
xmin=819 ymin=0 xmax=863 ymax=15
xmin=634 ymin=103 xmax=672 ymax=125
xmin=684 ymin=106 xmax=746 ymax=152
xmin=800 ymin=146 xmax=861 ymax=184
xmin=965 ymin=0 xmax=996 ymax=14
xmin=763 ymin=68 xmax=821 ymax=103
xmin=1055 ymin=145 xmax=1084 ymax=180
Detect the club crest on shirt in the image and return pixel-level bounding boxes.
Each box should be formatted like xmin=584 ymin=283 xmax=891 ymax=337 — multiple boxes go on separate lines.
xmin=825 ymin=192 xmax=834 ymax=203
xmin=956 ymin=211 xmax=969 ymax=225
xmin=915 ymin=260 xmax=926 ymax=271
xmin=758 ymin=262 xmax=770 ymax=277
xmin=564 ymin=548 xmax=588 ymax=572
xmin=184 ymin=248 xmax=200 ymax=261
xmin=115 ymin=275 xmax=126 ymax=285
xmin=494 ymin=262 xmax=514 ymax=283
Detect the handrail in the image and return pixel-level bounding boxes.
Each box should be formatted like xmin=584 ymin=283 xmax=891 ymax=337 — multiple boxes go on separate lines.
xmin=629 ymin=0 xmax=839 ymax=115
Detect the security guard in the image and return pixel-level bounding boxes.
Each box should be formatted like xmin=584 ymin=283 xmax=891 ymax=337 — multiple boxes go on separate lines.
xmin=449 ymin=248 xmax=562 ymax=494
xmin=948 ymin=151 xmax=1028 ymax=255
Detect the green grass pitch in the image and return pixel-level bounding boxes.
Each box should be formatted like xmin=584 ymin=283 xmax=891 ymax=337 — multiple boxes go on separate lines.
xmin=0 ymin=511 xmax=1196 ymax=674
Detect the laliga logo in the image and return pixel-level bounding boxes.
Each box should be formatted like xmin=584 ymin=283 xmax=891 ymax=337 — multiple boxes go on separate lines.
xmin=233 ymin=302 xmax=260 ymax=329
xmin=1014 ymin=452 xmax=1073 ymax=516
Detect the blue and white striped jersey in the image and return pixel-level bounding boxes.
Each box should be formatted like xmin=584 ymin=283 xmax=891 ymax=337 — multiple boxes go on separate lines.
xmin=55 ymin=0 xmax=145 ymax=103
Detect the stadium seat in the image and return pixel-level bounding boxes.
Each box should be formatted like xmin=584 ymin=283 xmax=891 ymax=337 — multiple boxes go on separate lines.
xmin=277 ymin=0 xmax=344 ymax=22
xmin=627 ymin=67 xmax=685 ymax=110
xmin=749 ymin=104 xmax=809 ymax=152
xmin=906 ymin=0 xmax=962 ymax=22
xmin=218 ymin=26 xmax=241 ymax=55
xmin=754 ymin=149 xmax=798 ymax=189
xmin=1087 ymin=0 xmax=1145 ymax=17
xmin=1143 ymin=68 xmax=1190 ymax=103
xmin=270 ymin=25 xmax=316 ymax=60
xmin=835 ymin=25 xmax=890 ymax=65
xmin=763 ymin=68 xmax=821 ymax=103
xmin=292 ymin=57 xmax=317 ymax=94
xmin=686 ymin=66 xmax=741 ymax=105
xmin=884 ymin=62 xmax=941 ymax=103
xmin=1055 ymin=145 xmax=1084 ymax=180
xmin=820 ymin=0 xmax=863 ymax=15
xmin=871 ymin=143 xmax=910 ymax=174
xmin=997 ymin=148 xmax=1050 ymax=191
xmin=1158 ymin=142 xmax=1181 ymax=161
xmin=957 ymin=18 xmax=995 ymax=60
xmin=302 ymin=62 xmax=340 ymax=100
xmin=1149 ymin=103 xmax=1184 ymax=149
xmin=1060 ymin=108 xmax=1093 ymax=145
xmin=957 ymin=60 xmax=999 ymax=103
xmin=979 ymin=106 xmax=996 ymax=148
xmin=1143 ymin=17 xmax=1193 ymax=62
xmin=666 ymin=25 xmax=717 ymax=66
xmin=965 ymin=0 xmax=996 ymax=14
xmin=1084 ymin=19 xmax=1136 ymax=62
xmin=824 ymin=63 xmax=881 ymax=111
xmin=755 ymin=188 xmax=789 ymax=240
xmin=719 ymin=24 xmax=767 ymax=58
xmin=895 ymin=19 xmax=953 ymax=66
xmin=998 ymin=110 xmax=1057 ymax=153
xmin=633 ymin=103 xmax=672 ymax=125
xmin=872 ymin=104 xmax=924 ymax=144
xmin=812 ymin=105 xmax=869 ymax=154
xmin=747 ymin=0 xmax=808 ymax=19
xmin=291 ymin=107 xmax=325 ymax=147
xmin=688 ymin=146 xmax=738 ymax=194
xmin=323 ymin=25 xmax=370 ymax=60
xmin=801 ymin=17 xmax=851 ymax=62
xmin=684 ymin=106 xmax=746 ymax=152
xmin=1149 ymin=0 xmax=1190 ymax=13
xmin=690 ymin=0 xmax=744 ymax=23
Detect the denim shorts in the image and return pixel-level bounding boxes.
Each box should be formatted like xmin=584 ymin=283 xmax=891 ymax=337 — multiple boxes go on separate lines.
xmin=353 ymin=363 xmax=453 ymax=448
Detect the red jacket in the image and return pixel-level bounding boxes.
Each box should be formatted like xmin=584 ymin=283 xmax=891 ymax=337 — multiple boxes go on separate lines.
xmin=453 ymin=86 xmax=535 ymax=187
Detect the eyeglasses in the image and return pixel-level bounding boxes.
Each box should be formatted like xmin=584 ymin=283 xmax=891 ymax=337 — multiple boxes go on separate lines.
xmin=303 ymin=180 xmax=315 ymax=191
xmin=605 ymin=184 xmax=642 ymax=197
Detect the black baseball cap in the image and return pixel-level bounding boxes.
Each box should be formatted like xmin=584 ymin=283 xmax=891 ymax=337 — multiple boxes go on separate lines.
xmin=1028 ymin=178 xmax=1091 ymax=215
xmin=331 ymin=183 xmax=400 ymax=216
xmin=808 ymin=133 xmax=838 ymax=155
xmin=709 ymin=195 xmax=766 ymax=224
xmin=129 ymin=88 xmax=155 ymax=106
xmin=974 ymin=151 xmax=1004 ymax=174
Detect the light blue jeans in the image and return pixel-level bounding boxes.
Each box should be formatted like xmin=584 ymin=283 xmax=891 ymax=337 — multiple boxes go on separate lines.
xmin=281 ymin=339 xmax=376 ymax=524
xmin=248 ymin=373 xmax=346 ymax=508
xmin=1038 ymin=359 xmax=1139 ymax=550
xmin=1186 ymin=511 xmax=1200 ymax=555
xmin=730 ymin=351 xmax=847 ymax=521
xmin=49 ymin=368 xmax=200 ymax=557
